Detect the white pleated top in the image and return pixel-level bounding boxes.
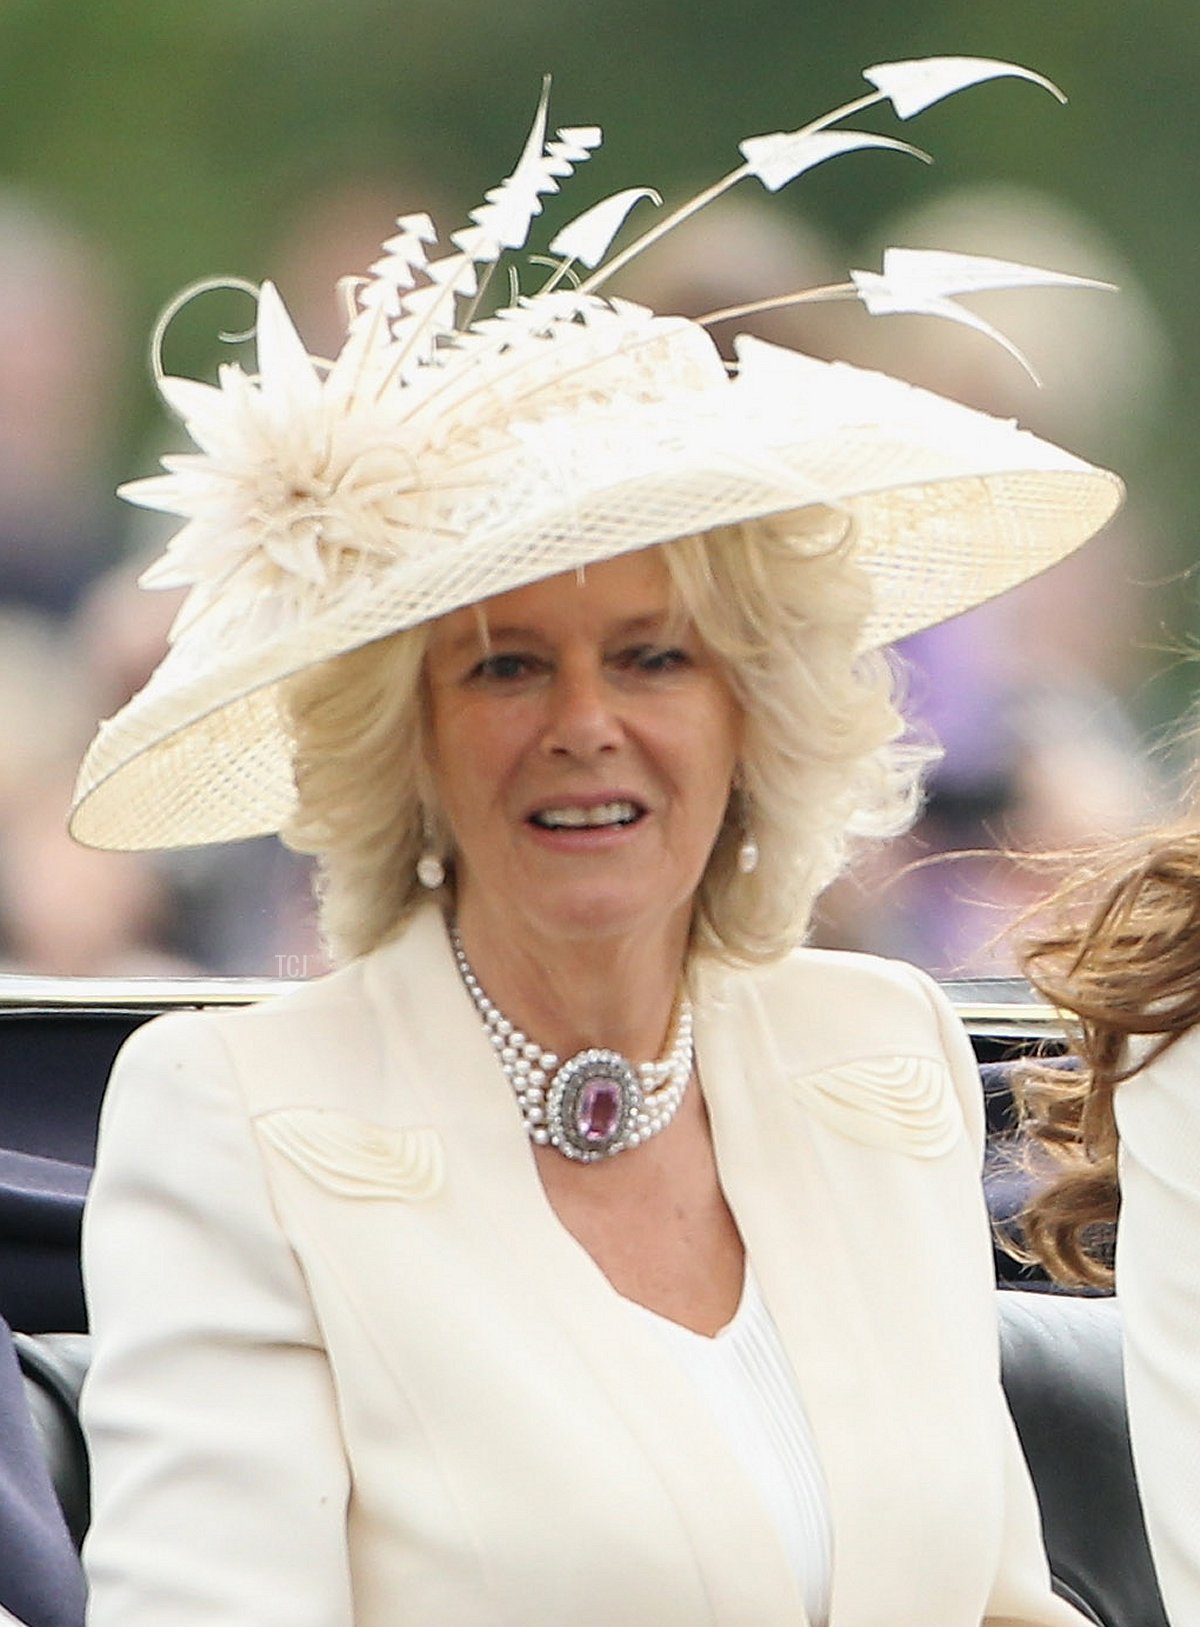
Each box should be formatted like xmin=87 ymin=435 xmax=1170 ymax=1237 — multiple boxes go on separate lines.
xmin=631 ymin=1266 xmax=833 ymax=1627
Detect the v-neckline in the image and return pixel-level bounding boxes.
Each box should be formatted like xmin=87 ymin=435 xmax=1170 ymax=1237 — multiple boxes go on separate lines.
xmin=623 ymin=1254 xmax=754 ymax=1342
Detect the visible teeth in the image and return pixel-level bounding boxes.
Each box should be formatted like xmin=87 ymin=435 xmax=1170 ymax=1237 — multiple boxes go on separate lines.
xmin=534 ymin=801 xmax=638 ymax=829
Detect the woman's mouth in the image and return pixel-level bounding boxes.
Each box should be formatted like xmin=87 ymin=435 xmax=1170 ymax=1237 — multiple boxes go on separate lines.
xmin=529 ymin=800 xmax=644 ymax=831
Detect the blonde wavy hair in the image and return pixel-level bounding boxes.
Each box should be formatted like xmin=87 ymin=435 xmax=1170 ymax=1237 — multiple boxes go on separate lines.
xmin=1017 ymin=825 xmax=1200 ymax=1285
xmin=282 ymin=516 xmax=931 ymax=965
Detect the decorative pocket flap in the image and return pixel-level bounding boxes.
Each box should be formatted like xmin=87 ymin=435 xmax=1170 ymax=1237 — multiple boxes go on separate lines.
xmin=788 ymin=1055 xmax=961 ymax=1158
xmin=256 ymin=1109 xmax=444 ymax=1200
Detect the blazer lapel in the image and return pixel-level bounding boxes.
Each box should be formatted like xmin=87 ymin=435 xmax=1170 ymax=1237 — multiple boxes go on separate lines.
xmin=693 ymin=961 xmax=999 ymax=1627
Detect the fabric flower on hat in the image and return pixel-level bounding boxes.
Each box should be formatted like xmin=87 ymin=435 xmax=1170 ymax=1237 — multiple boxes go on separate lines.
xmin=130 ymin=284 xmax=426 ymax=626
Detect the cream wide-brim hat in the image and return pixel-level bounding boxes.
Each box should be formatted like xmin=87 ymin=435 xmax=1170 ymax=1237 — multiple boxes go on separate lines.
xmin=69 ymin=58 xmax=1126 ymax=851
xmin=69 ymin=316 xmax=1121 ymax=852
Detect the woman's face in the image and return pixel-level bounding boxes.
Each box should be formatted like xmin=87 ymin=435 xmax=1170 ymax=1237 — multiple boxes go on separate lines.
xmin=423 ymin=549 xmax=742 ymax=957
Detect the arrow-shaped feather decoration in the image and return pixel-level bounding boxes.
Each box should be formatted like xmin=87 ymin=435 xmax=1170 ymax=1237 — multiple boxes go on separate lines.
xmin=849 ymin=248 xmax=1114 ymax=382
xmin=456 ymin=89 xmax=601 ymax=256
xmin=582 ymin=55 xmax=1059 ymax=294
xmin=548 ymin=188 xmax=663 ymax=269
xmin=862 ymin=56 xmax=1065 ymax=120
xmin=354 ymin=82 xmax=601 ymax=396
xmin=368 ymin=214 xmax=439 ymax=293
xmin=343 ymin=215 xmax=441 ymax=336
xmin=739 ymin=128 xmax=930 ymax=192
xmin=850 ymin=272 xmax=1041 ymax=379
xmin=454 ymin=79 xmax=553 ymax=256
xmin=868 ymin=247 xmax=1114 ymax=298
xmin=545 ymin=127 xmax=604 ymax=174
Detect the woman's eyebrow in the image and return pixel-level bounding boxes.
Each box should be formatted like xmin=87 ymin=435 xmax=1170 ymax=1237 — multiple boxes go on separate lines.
xmin=435 ymin=608 xmax=676 ymax=663
xmin=453 ymin=611 xmax=673 ymax=652
xmin=436 ymin=622 xmax=542 ymax=659
xmin=609 ymin=612 xmax=672 ymax=637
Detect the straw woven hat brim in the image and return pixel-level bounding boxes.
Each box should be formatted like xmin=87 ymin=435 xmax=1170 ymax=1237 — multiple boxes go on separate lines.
xmin=69 ymin=338 xmax=1121 ymax=851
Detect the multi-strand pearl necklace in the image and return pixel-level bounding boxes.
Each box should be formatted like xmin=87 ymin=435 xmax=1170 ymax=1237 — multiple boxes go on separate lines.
xmin=450 ymin=926 xmax=693 ymax=1163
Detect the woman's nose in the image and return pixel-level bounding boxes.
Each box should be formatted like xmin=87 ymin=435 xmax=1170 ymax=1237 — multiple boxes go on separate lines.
xmin=541 ymin=665 xmax=622 ymax=757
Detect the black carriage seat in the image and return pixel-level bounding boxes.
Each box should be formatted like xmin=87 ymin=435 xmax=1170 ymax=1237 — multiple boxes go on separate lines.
xmin=997 ymin=1291 xmax=1168 ymax=1627
xmin=0 ymin=998 xmax=153 ymax=1334
xmin=13 ymin=1332 xmax=90 ymax=1552
xmin=0 ymin=1321 xmax=85 ymax=1627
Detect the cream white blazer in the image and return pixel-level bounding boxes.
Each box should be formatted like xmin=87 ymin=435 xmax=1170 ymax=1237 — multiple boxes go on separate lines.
xmin=81 ymin=904 xmax=1087 ymax=1627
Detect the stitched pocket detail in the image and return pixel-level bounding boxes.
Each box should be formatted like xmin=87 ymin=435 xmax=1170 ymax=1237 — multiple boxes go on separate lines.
xmin=788 ymin=1055 xmax=961 ymax=1158
xmin=255 ymin=1109 xmax=445 ymax=1200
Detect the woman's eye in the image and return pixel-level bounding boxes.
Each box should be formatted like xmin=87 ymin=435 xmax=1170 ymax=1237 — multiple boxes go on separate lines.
xmin=624 ymin=645 xmax=690 ymax=673
xmin=470 ymin=653 xmax=533 ymax=683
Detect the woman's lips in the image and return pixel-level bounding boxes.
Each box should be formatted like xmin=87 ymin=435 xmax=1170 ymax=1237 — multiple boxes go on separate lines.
xmin=529 ymin=799 xmax=643 ymax=831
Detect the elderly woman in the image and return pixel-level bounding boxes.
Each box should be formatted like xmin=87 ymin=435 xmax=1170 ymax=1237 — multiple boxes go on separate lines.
xmin=70 ymin=59 xmax=1121 ymax=1627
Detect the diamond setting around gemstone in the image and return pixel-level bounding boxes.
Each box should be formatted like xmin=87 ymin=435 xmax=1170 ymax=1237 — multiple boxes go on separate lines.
xmin=547 ymin=1049 xmax=642 ymax=1162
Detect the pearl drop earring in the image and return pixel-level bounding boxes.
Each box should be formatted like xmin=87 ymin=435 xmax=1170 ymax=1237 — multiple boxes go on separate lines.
xmin=416 ymin=807 xmax=446 ymax=889
xmin=732 ymin=778 xmax=758 ymax=875
xmin=417 ymin=851 xmax=446 ymax=889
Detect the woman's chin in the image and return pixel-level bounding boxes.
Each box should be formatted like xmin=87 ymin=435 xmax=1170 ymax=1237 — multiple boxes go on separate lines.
xmin=510 ymin=883 xmax=690 ymax=956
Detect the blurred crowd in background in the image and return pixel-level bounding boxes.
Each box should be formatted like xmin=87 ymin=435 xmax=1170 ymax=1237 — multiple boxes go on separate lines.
xmin=1 ymin=1 xmax=1196 ymax=982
